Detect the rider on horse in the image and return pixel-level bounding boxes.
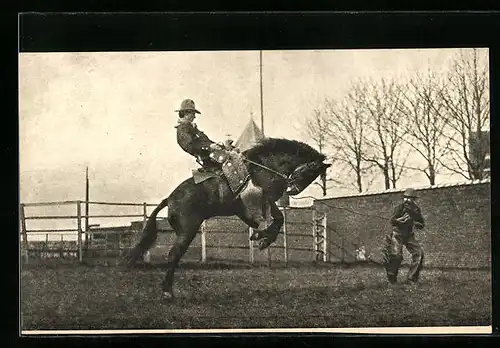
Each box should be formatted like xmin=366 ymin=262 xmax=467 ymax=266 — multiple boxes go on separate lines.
xmin=175 ymin=99 xmax=232 ymax=172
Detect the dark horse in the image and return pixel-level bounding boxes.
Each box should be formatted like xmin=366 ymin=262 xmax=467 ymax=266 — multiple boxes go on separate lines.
xmin=124 ymin=137 xmax=330 ymax=299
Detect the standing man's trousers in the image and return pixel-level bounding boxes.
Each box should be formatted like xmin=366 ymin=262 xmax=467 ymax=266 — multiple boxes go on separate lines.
xmin=382 ymin=230 xmax=424 ymax=283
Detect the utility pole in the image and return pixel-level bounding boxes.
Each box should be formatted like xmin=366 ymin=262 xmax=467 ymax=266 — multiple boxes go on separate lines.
xmin=85 ymin=166 xmax=89 ymax=233
xmin=259 ymin=50 xmax=264 ymax=136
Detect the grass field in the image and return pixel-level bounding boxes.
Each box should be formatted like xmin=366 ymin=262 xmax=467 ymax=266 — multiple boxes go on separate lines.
xmin=20 ymin=263 xmax=491 ymax=331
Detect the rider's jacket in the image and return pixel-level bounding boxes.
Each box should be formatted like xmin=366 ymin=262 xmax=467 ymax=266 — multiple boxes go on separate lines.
xmin=175 ymin=121 xmax=215 ymax=162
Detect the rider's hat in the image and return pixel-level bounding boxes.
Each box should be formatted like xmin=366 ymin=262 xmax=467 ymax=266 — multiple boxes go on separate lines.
xmin=403 ymin=188 xmax=418 ymax=198
xmin=175 ymin=99 xmax=201 ymax=114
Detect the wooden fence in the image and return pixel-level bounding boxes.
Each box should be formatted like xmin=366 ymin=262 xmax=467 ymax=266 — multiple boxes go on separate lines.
xmin=19 ymin=200 xmax=340 ymax=266
xmin=20 ymin=200 xmax=156 ymax=265
xmin=196 ymin=208 xmax=328 ymax=266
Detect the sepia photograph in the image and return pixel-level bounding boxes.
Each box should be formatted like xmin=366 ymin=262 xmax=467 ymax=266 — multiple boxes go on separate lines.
xmin=19 ymin=36 xmax=492 ymax=334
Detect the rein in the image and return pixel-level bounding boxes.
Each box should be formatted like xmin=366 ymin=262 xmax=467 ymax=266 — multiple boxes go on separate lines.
xmin=242 ymin=158 xmax=290 ymax=180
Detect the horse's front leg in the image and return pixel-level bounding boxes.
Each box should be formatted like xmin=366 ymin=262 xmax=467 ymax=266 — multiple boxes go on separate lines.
xmin=256 ymin=201 xmax=284 ymax=250
xmin=236 ymin=201 xmax=270 ymax=243
xmin=239 ymin=201 xmax=284 ymax=250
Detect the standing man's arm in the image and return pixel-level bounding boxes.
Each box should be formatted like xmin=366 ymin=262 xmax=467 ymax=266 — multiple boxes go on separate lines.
xmin=413 ymin=204 xmax=425 ymax=230
xmin=390 ymin=203 xmax=406 ymax=226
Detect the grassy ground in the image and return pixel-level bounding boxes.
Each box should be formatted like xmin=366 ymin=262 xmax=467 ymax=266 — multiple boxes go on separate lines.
xmin=20 ymin=263 xmax=491 ymax=330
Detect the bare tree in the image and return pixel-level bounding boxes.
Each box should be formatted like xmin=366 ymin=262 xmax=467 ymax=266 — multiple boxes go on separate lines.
xmin=304 ymin=109 xmax=338 ymax=196
xmin=357 ymin=78 xmax=410 ymax=190
xmin=396 ymin=69 xmax=450 ymax=185
xmin=438 ymin=48 xmax=490 ymax=180
xmin=323 ymin=85 xmax=373 ymax=193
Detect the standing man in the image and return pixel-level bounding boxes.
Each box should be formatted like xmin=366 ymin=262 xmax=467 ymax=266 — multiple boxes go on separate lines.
xmin=382 ymin=188 xmax=425 ymax=285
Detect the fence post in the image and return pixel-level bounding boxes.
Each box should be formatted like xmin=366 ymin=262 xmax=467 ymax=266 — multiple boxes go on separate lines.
xmin=20 ymin=203 xmax=28 ymax=264
xmin=200 ymin=221 xmax=207 ymax=263
xmin=45 ymin=233 xmax=49 ymax=259
xmin=142 ymin=202 xmax=148 ymax=229
xmin=83 ymin=201 xmax=89 ymax=254
xmin=265 ymin=223 xmax=272 ymax=268
xmin=60 ymin=234 xmax=64 ymax=259
xmin=141 ymin=202 xmax=151 ymax=263
xmin=322 ymin=213 xmax=328 ymax=262
xmin=312 ymin=209 xmax=317 ymax=262
xmin=283 ymin=207 xmax=288 ymax=265
xmin=248 ymin=227 xmax=254 ymax=264
xmin=77 ymin=201 xmax=82 ymax=263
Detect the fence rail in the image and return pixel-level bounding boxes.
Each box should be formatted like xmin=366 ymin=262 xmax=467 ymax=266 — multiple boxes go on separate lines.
xmin=205 ymin=245 xmax=249 ymax=250
xmin=26 ymin=229 xmax=79 ymax=233
xmin=22 ymin=200 xmax=81 ymax=207
xmin=24 ymin=215 xmax=80 ymax=220
xmin=85 ymin=201 xmax=159 ymax=207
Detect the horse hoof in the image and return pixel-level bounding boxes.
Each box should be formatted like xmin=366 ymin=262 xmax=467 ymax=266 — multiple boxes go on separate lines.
xmin=163 ymin=292 xmax=174 ymax=301
xmin=258 ymin=238 xmax=271 ymax=250
xmin=249 ymin=231 xmax=261 ymax=241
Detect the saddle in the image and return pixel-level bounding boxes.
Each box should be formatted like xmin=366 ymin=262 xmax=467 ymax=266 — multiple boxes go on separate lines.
xmin=192 ymin=149 xmax=250 ymax=198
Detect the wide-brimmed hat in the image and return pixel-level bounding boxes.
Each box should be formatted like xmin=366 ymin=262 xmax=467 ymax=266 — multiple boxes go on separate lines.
xmin=403 ymin=188 xmax=418 ymax=198
xmin=175 ymin=99 xmax=201 ymax=114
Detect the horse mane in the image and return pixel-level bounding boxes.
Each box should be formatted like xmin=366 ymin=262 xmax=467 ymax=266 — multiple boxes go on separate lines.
xmin=243 ymin=137 xmax=326 ymax=163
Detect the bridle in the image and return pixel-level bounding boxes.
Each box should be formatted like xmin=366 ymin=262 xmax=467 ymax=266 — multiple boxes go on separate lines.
xmin=242 ymin=158 xmax=290 ymax=180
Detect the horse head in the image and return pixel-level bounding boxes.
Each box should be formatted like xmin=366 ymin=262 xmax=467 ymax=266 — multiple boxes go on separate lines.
xmin=243 ymin=137 xmax=331 ymax=196
xmin=285 ymin=160 xmax=331 ymax=195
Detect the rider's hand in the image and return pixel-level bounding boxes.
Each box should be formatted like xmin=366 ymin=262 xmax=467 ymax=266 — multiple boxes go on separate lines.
xmin=209 ymin=143 xmax=222 ymax=150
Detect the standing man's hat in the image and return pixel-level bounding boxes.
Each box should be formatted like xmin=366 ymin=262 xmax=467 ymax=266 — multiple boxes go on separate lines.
xmin=175 ymin=99 xmax=201 ymax=114
xmin=403 ymin=188 xmax=418 ymax=198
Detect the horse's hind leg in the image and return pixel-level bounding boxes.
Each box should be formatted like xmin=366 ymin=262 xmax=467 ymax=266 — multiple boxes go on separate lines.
xmin=161 ymin=213 xmax=202 ymax=299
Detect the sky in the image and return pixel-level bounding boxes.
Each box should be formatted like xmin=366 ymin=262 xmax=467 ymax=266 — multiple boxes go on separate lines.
xmin=19 ymin=48 xmax=488 ymax=236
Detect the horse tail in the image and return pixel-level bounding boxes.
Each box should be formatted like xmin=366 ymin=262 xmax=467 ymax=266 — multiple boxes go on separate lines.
xmin=132 ymin=197 xmax=169 ymax=257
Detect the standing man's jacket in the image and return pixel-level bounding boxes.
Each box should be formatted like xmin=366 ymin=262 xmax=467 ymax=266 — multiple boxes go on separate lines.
xmin=175 ymin=122 xmax=215 ymax=160
xmin=390 ymin=201 xmax=425 ymax=234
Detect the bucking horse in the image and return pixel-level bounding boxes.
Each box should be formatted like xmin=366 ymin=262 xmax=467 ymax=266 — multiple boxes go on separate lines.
xmin=124 ymin=137 xmax=330 ymax=300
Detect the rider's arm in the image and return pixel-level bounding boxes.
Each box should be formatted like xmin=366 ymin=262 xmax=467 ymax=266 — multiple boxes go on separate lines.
xmin=176 ymin=124 xmax=201 ymax=156
xmin=179 ymin=124 xmax=218 ymax=156
xmin=196 ymin=131 xmax=216 ymax=151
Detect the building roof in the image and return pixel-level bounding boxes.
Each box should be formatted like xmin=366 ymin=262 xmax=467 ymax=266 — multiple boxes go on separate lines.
xmin=235 ymin=117 xmax=265 ymax=152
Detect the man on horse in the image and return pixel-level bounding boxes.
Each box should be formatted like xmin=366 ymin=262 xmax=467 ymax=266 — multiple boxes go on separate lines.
xmin=175 ymin=98 xmax=225 ymax=172
xmin=174 ymin=99 xmax=276 ymax=242
xmin=174 ymin=98 xmax=252 ymax=195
